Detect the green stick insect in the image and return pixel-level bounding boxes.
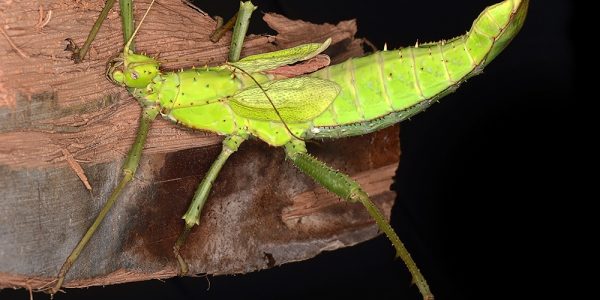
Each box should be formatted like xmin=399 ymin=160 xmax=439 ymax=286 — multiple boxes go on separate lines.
xmin=49 ymin=0 xmax=528 ymax=299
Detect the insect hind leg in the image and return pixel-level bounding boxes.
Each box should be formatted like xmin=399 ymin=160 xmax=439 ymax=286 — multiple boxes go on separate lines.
xmin=284 ymin=139 xmax=434 ymax=300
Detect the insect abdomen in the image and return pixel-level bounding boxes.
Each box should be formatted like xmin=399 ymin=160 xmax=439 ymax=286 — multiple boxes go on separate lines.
xmin=308 ymin=0 xmax=527 ymax=139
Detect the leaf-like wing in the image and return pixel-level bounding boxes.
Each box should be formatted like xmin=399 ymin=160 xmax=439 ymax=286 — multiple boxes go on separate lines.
xmin=229 ymin=77 xmax=340 ymax=122
xmin=230 ymin=38 xmax=331 ymax=73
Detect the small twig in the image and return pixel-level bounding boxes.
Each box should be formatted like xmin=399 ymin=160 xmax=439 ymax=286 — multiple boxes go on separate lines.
xmin=27 ymin=283 xmax=33 ymax=300
xmin=40 ymin=11 xmax=52 ymax=29
xmin=34 ymin=276 xmax=57 ymax=293
xmin=61 ymin=149 xmax=93 ymax=191
xmin=209 ymin=14 xmax=237 ymax=43
xmin=204 ymin=274 xmax=211 ymax=291
xmin=0 ymin=26 xmax=30 ymax=59
xmin=37 ymin=5 xmax=44 ymax=25
xmin=35 ymin=5 xmax=52 ymax=31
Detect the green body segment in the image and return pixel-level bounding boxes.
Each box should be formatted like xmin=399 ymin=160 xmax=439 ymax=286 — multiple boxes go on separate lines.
xmin=124 ymin=0 xmax=526 ymax=146
xmin=144 ymin=67 xmax=314 ymax=145
xmin=155 ymin=68 xmax=245 ymax=135
xmin=307 ymin=0 xmax=527 ymax=139
xmin=119 ymin=38 xmax=337 ymax=146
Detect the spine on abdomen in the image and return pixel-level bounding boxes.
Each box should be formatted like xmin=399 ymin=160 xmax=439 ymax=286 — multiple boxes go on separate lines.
xmin=307 ymin=0 xmax=526 ymax=139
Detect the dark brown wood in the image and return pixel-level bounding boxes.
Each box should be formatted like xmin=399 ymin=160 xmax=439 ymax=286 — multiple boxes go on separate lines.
xmin=0 ymin=0 xmax=400 ymax=291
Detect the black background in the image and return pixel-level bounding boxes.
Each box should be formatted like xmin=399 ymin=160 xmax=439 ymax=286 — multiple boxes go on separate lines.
xmin=2 ymin=1 xmax=574 ymax=299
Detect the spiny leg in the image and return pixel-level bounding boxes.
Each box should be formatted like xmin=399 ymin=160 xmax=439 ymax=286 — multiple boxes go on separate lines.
xmin=66 ymin=0 xmax=135 ymax=63
xmin=50 ymin=106 xmax=159 ymax=294
xmin=173 ymin=135 xmax=246 ymax=275
xmin=172 ymin=2 xmax=254 ymax=275
xmin=284 ymin=140 xmax=434 ymax=300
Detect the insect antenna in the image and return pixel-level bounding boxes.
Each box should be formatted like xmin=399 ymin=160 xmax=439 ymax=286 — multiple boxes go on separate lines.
xmin=230 ymin=64 xmax=307 ymax=142
xmin=122 ymin=0 xmax=156 ymax=56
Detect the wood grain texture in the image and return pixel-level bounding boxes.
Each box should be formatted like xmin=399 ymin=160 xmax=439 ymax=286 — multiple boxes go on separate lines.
xmin=0 ymin=0 xmax=400 ymax=291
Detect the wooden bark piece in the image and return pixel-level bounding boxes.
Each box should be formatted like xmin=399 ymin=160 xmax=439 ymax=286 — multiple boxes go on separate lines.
xmin=0 ymin=0 xmax=400 ymax=290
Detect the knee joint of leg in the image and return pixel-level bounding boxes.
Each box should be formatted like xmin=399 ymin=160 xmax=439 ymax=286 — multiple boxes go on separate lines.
xmin=348 ymin=187 xmax=368 ymax=203
xmin=122 ymin=168 xmax=135 ymax=180
xmin=223 ymin=135 xmax=246 ymax=151
xmin=284 ymin=140 xmax=307 ymax=157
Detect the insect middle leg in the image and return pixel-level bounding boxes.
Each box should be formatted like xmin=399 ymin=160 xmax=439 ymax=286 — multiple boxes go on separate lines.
xmin=172 ymin=135 xmax=246 ymax=274
xmin=171 ymin=2 xmax=255 ymax=275
xmin=284 ymin=139 xmax=434 ymax=300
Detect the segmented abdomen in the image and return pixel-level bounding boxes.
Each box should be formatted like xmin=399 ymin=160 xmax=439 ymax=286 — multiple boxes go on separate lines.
xmin=308 ymin=0 xmax=525 ymax=139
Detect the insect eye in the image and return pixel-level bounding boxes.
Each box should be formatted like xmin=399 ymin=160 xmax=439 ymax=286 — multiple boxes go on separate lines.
xmin=130 ymin=71 xmax=139 ymax=79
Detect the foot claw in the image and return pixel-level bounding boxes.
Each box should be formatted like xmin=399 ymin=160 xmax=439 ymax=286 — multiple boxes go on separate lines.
xmin=173 ymin=246 xmax=189 ymax=276
xmin=64 ymin=38 xmax=83 ymax=63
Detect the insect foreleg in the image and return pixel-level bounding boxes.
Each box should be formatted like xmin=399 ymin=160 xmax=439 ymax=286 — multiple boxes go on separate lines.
xmin=66 ymin=0 xmax=136 ymax=63
xmin=173 ymin=135 xmax=247 ymax=275
xmin=119 ymin=0 xmax=135 ymax=50
xmin=228 ymin=1 xmax=256 ymax=62
xmin=284 ymin=140 xmax=434 ymax=300
xmin=170 ymin=2 xmax=255 ymax=275
xmin=66 ymin=0 xmax=123 ymax=62
xmin=50 ymin=106 xmax=159 ymax=294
